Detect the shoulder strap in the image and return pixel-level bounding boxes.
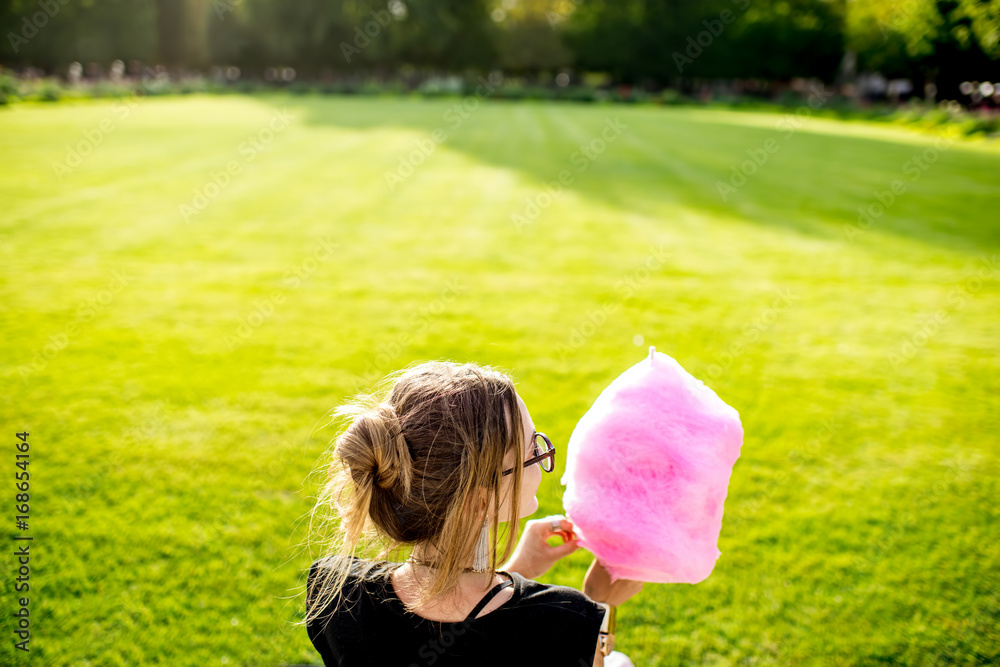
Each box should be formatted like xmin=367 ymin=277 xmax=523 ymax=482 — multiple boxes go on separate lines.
xmin=464 ymin=573 xmax=514 ymax=622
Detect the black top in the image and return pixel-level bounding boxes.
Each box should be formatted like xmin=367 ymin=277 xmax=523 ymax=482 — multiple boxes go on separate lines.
xmin=306 ymin=555 xmax=607 ymax=667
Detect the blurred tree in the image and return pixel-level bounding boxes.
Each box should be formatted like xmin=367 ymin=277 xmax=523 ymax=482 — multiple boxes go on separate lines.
xmin=483 ymin=0 xmax=572 ymax=75
xmin=494 ymin=19 xmax=572 ymax=74
xmin=156 ymin=0 xmax=185 ymax=66
xmin=956 ymin=0 xmax=1000 ymax=57
xmin=485 ymin=0 xmax=571 ymax=75
xmin=205 ymin=0 xmax=496 ymax=76
xmin=1 ymin=0 xmax=156 ymax=70
xmin=0 ymin=0 xmax=995 ymax=87
xmin=726 ymin=0 xmax=845 ymax=82
xmin=562 ymin=0 xmax=844 ymax=84
xmin=155 ymin=0 xmax=209 ymax=69
xmin=393 ymin=0 xmax=498 ymax=71
xmin=846 ymin=0 xmax=1000 ymax=98
xmin=561 ymin=0 xmax=721 ymax=83
xmin=207 ymin=0 xmax=360 ymax=74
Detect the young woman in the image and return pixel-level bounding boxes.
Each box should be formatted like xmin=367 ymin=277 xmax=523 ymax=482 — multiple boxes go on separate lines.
xmin=302 ymin=360 xmax=643 ymax=666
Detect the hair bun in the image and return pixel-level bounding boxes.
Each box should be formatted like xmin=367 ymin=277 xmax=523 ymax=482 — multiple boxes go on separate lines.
xmin=369 ymin=403 xmax=413 ymax=495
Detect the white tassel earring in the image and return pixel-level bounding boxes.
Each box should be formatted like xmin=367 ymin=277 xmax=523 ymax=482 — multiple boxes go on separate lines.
xmin=472 ymin=516 xmax=490 ymax=572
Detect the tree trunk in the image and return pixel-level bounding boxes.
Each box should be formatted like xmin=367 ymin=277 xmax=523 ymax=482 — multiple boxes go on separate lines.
xmin=156 ymin=0 xmax=209 ymax=71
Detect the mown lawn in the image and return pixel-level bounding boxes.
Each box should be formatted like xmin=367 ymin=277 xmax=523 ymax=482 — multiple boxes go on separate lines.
xmin=0 ymin=93 xmax=997 ymax=666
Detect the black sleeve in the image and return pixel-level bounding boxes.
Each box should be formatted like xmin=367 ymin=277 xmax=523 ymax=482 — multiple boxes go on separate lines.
xmin=306 ymin=559 xmax=338 ymax=667
xmin=521 ymin=580 xmax=609 ymax=666
xmin=578 ymin=596 xmax=608 ymax=665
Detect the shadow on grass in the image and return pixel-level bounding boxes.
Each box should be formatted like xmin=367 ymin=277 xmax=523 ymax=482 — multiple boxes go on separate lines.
xmin=253 ymin=94 xmax=1000 ymax=258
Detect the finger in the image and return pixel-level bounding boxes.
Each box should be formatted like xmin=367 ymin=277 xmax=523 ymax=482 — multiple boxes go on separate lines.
xmin=546 ymin=522 xmax=574 ymax=539
xmin=552 ymin=527 xmax=576 ymax=542
xmin=531 ymin=518 xmax=556 ymax=536
xmin=547 ymin=539 xmax=580 ymax=557
xmin=551 ymin=518 xmax=577 ymax=539
xmin=555 ymin=529 xmax=576 ymax=543
xmin=546 ymin=529 xmax=574 ymax=546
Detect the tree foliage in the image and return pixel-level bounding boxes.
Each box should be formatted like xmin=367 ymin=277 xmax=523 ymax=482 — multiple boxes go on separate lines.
xmin=0 ymin=0 xmax=996 ymax=89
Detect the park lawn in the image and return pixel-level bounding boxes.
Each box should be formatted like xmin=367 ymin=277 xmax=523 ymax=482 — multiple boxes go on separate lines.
xmin=0 ymin=93 xmax=997 ymax=666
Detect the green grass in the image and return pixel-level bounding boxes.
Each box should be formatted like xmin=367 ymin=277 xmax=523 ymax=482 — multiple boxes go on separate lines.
xmin=1 ymin=94 xmax=998 ymax=666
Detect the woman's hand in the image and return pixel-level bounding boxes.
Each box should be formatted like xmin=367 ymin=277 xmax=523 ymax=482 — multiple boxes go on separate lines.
xmin=501 ymin=515 xmax=580 ymax=579
xmin=583 ymin=558 xmax=644 ymax=606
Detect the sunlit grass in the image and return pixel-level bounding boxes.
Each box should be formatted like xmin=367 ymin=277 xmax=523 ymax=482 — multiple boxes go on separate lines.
xmin=0 ymin=94 xmax=997 ymax=666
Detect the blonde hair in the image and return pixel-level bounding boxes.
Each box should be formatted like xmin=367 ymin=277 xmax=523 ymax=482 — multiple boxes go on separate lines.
xmin=299 ymin=360 xmax=525 ymax=632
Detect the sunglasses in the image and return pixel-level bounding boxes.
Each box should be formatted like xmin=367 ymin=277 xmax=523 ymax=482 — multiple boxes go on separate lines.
xmin=502 ymin=432 xmax=555 ymax=476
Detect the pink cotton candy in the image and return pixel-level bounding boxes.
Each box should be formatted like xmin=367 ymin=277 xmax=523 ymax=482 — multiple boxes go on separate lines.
xmin=560 ymin=346 xmax=743 ymax=584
